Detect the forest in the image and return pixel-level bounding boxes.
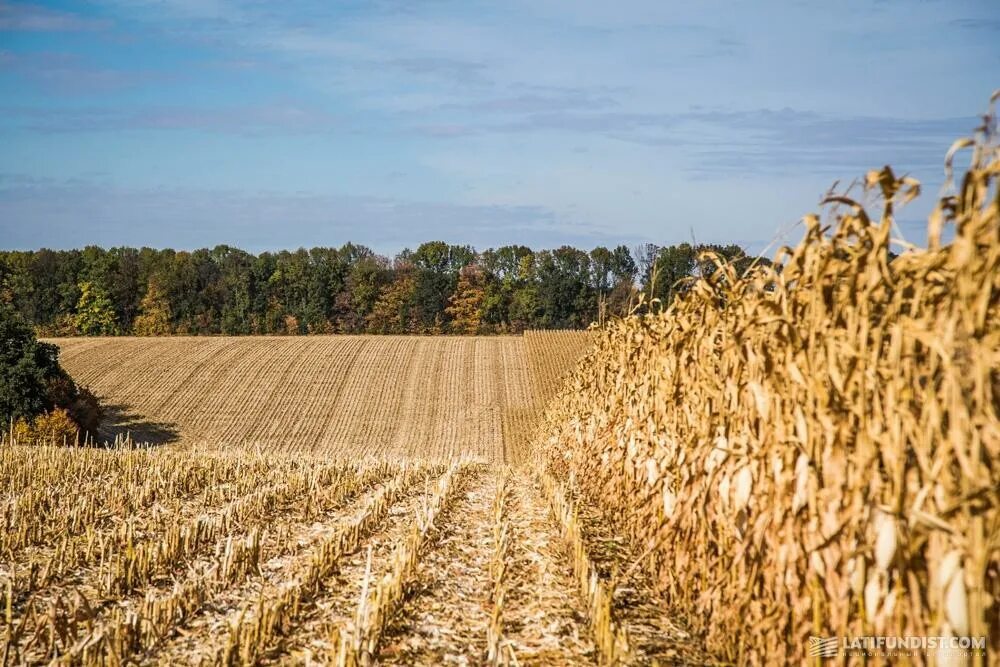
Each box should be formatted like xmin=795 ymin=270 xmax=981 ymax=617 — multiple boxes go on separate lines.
xmin=0 ymin=241 xmax=751 ymax=335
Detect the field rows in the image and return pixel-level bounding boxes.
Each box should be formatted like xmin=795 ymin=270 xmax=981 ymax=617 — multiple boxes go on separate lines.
xmin=1 ymin=331 xmax=708 ymax=663
xmin=48 ymin=334 xmax=583 ymax=463
xmin=0 ymin=444 xmax=697 ymax=665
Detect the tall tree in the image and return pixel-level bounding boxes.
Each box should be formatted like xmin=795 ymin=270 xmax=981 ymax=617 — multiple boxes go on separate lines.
xmin=107 ymin=247 xmax=143 ymax=331
xmin=132 ymin=280 xmax=172 ymax=336
xmin=367 ymin=266 xmax=417 ymax=334
xmin=632 ymin=243 xmax=660 ymax=290
xmin=445 ymin=265 xmax=486 ymax=334
xmin=335 ymin=251 xmax=387 ymax=332
xmin=480 ymin=245 xmax=533 ymax=331
xmin=74 ymin=281 xmax=119 ymax=335
xmin=535 ymin=247 xmax=595 ymax=328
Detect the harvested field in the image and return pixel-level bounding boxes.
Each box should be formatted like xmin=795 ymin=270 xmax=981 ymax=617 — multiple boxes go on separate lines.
xmin=47 ymin=333 xmax=590 ymax=462
xmin=0 ymin=445 xmax=691 ymax=666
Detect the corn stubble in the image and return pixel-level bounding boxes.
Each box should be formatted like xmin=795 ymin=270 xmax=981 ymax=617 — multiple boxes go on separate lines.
xmin=538 ymin=96 xmax=1000 ymax=664
xmin=1 ymin=331 xmax=591 ymax=666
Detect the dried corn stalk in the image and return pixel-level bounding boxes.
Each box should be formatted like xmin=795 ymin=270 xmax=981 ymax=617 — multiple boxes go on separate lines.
xmin=538 ymin=95 xmax=1000 ymax=665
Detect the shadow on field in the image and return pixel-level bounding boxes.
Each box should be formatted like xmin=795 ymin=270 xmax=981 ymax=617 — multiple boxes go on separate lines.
xmin=98 ymin=404 xmax=181 ymax=446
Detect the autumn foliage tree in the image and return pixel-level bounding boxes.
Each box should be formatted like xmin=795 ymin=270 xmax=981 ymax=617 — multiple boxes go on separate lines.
xmin=132 ymin=280 xmax=172 ymax=336
xmin=366 ymin=265 xmax=417 ymax=334
xmin=445 ymin=265 xmax=486 ymax=334
xmin=0 ymin=241 xmax=754 ymax=335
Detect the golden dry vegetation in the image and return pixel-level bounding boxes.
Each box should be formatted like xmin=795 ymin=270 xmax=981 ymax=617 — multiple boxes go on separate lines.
xmin=5 ymin=331 xmax=657 ymax=667
xmin=537 ymin=102 xmax=1000 ymax=664
xmin=0 ymin=442 xmax=701 ymax=665
xmin=4 ymin=102 xmax=1000 ymax=666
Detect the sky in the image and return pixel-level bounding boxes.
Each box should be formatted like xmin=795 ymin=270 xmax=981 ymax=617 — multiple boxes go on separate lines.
xmin=0 ymin=0 xmax=997 ymax=256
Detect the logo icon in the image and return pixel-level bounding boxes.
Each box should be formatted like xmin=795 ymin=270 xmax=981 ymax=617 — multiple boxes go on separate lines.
xmin=808 ymin=636 xmax=839 ymax=658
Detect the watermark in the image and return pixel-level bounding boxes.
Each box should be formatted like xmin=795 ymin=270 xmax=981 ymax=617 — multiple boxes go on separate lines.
xmin=808 ymin=636 xmax=839 ymax=658
xmin=808 ymin=635 xmax=988 ymax=660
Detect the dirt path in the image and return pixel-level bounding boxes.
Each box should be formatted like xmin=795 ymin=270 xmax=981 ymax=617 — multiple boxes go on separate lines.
xmin=496 ymin=472 xmax=596 ymax=665
xmin=377 ymin=467 xmax=494 ymax=665
xmin=570 ymin=486 xmax=708 ymax=665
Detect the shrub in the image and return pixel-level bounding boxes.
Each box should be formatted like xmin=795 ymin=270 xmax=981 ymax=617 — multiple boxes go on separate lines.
xmin=68 ymin=384 xmax=102 ymax=439
xmin=0 ymin=302 xmax=61 ymax=424
xmin=35 ymin=314 xmax=79 ymax=337
xmin=9 ymin=417 xmax=32 ymax=444
xmin=44 ymin=375 xmax=103 ymax=439
xmin=31 ymin=409 xmax=79 ymax=445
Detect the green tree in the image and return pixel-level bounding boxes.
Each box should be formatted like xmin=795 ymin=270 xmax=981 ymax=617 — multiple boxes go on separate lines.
xmin=132 ymin=280 xmax=172 ymax=335
xmin=0 ymin=304 xmax=101 ymax=439
xmin=336 ymin=251 xmax=388 ymax=332
xmin=480 ymin=245 xmax=534 ymax=331
xmin=74 ymin=281 xmax=120 ymax=335
xmin=0 ymin=303 xmax=60 ymax=425
xmin=410 ymin=242 xmax=475 ymax=331
xmin=648 ymin=244 xmax=749 ymax=306
xmin=535 ymin=247 xmax=594 ymax=328
xmin=649 ymin=243 xmax=698 ymax=306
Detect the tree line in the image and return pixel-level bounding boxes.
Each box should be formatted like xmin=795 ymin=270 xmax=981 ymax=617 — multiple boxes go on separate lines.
xmin=0 ymin=241 xmax=754 ymax=336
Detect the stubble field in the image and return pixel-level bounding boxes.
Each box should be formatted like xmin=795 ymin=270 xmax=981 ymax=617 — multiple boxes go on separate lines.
xmin=5 ymin=330 xmax=701 ymax=667
xmin=46 ymin=330 xmax=591 ymax=463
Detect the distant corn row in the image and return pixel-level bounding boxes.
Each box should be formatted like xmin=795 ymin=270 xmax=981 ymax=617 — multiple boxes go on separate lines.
xmin=496 ymin=329 xmax=595 ymax=463
xmin=523 ymin=329 xmax=594 ymax=408
xmin=48 ymin=336 xmax=543 ymax=462
xmin=538 ymin=99 xmax=1000 ymax=663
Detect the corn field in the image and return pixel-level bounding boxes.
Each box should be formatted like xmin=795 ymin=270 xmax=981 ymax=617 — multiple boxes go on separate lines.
xmin=2 ymin=331 xmax=632 ymax=666
xmin=4 ymin=103 xmax=998 ymax=665
xmin=538 ymin=97 xmax=1000 ymax=664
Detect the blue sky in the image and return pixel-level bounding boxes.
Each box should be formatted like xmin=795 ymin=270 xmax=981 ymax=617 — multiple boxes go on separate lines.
xmin=0 ymin=0 xmax=997 ymax=255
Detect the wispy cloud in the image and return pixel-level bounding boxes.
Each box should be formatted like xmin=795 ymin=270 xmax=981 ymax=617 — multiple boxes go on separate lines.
xmin=383 ymin=57 xmax=490 ymax=84
xmin=949 ymin=18 xmax=1000 ymax=31
xmin=1 ymin=0 xmax=993 ymax=252
xmin=0 ymin=1 xmax=110 ymax=31
xmin=0 ymin=177 xmax=625 ymax=252
xmin=0 ymin=51 xmax=159 ymax=94
xmin=439 ymin=89 xmax=619 ymax=114
xmin=408 ymin=106 xmax=974 ymax=177
xmin=1 ymin=102 xmax=340 ymax=134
